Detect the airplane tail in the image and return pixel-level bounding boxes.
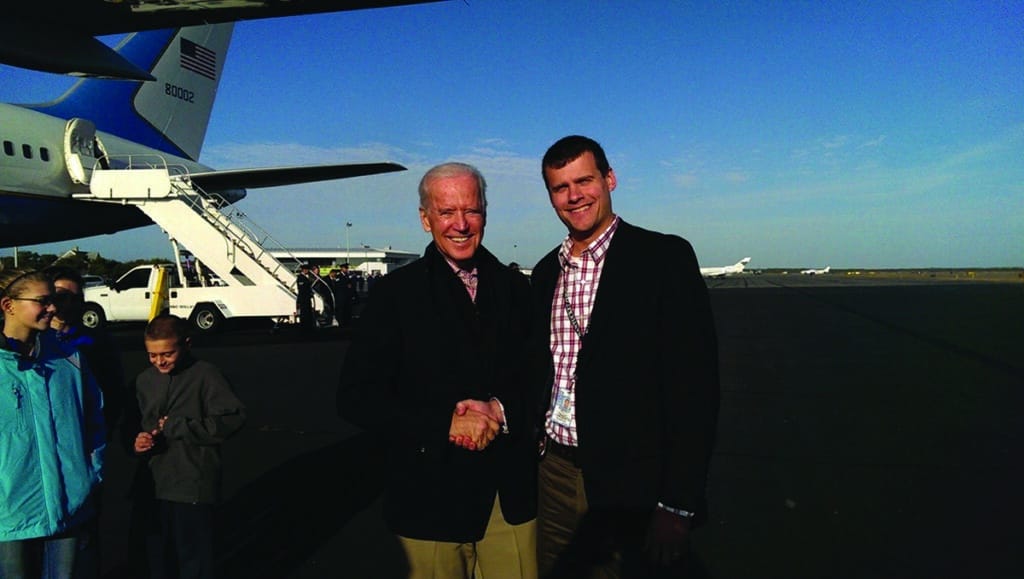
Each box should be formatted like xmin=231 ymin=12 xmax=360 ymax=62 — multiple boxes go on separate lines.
xmin=26 ymin=24 xmax=233 ymax=162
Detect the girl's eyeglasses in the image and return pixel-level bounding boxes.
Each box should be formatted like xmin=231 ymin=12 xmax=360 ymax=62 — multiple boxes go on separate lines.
xmin=9 ymin=295 xmax=56 ymax=307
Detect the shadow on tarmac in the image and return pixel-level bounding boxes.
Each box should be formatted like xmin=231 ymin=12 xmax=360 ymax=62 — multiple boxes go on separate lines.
xmin=215 ymin=432 xmax=402 ymax=578
xmin=103 ymin=432 xmax=407 ymax=579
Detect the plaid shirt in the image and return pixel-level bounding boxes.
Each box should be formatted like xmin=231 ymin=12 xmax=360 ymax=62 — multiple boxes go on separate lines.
xmin=545 ymin=216 xmax=621 ymax=446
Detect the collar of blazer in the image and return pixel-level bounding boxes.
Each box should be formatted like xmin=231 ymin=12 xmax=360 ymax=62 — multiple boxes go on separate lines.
xmin=422 ymin=241 xmax=509 ymax=329
xmin=534 ymin=220 xmax=638 ymax=370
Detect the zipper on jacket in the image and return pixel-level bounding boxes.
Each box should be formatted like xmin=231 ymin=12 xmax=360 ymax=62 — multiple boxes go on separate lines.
xmin=10 ymin=384 xmax=27 ymax=432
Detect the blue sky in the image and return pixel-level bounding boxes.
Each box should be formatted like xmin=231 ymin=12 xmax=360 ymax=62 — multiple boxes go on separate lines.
xmin=3 ymin=0 xmax=1022 ymax=268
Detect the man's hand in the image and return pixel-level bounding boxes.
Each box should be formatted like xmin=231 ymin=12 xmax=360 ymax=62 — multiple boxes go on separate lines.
xmin=449 ymin=407 xmax=500 ymax=451
xmin=449 ymin=399 xmax=504 ymax=450
xmin=644 ymin=508 xmax=691 ymax=566
xmin=133 ymin=430 xmax=159 ymax=454
xmin=455 ymin=399 xmax=504 ymax=423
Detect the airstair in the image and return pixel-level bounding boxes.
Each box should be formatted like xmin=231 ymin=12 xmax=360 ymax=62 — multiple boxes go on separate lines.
xmin=73 ymin=156 xmax=304 ymax=294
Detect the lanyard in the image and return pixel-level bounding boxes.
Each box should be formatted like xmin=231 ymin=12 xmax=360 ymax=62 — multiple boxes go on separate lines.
xmin=562 ymin=270 xmax=587 ymax=340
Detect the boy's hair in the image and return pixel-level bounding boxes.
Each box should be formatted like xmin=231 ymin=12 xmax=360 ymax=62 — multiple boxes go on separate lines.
xmin=145 ymin=314 xmax=190 ymax=344
xmin=43 ymin=266 xmax=85 ymax=290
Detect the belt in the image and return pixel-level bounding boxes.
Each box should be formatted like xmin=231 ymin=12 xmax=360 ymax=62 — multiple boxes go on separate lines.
xmin=545 ymin=437 xmax=579 ymax=465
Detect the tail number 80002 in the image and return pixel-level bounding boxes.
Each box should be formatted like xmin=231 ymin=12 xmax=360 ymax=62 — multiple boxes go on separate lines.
xmin=165 ymin=83 xmax=195 ymax=103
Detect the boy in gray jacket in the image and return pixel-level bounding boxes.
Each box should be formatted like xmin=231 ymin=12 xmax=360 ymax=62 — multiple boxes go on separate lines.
xmin=131 ymin=314 xmax=245 ymax=579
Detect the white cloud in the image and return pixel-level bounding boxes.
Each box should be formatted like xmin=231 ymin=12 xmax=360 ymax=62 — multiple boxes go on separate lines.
xmin=859 ymin=135 xmax=887 ymax=148
xmin=821 ymin=135 xmax=849 ymax=149
xmin=673 ymin=173 xmax=700 ymax=188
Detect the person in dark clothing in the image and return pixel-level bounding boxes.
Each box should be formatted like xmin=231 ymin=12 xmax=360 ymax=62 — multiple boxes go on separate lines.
xmin=338 ymin=162 xmax=537 ymax=578
xmin=326 ymin=268 xmax=348 ymax=327
xmin=366 ymin=271 xmax=382 ymax=295
xmin=531 ymin=135 xmax=719 ymax=578
xmin=45 ymin=267 xmax=124 ymax=435
xmin=129 ymin=315 xmax=246 ymax=579
xmin=309 ymin=268 xmax=334 ymax=327
xmin=336 ymin=263 xmax=355 ymax=326
xmin=295 ymin=263 xmax=315 ymax=331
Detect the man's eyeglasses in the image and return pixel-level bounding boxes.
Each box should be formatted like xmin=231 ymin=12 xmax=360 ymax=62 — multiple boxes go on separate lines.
xmin=10 ymin=295 xmax=56 ymax=307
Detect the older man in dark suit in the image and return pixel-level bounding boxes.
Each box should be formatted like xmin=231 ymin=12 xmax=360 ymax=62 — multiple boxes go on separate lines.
xmin=530 ymin=135 xmax=720 ymax=578
xmin=338 ymin=162 xmax=537 ymax=578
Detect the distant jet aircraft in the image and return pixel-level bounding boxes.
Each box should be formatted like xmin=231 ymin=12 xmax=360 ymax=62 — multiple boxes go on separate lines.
xmin=800 ymin=266 xmax=831 ymax=275
xmin=2 ymin=1 xmax=439 ymax=79
xmin=0 ymin=23 xmax=410 ymax=248
xmin=701 ymin=257 xmax=751 ymax=278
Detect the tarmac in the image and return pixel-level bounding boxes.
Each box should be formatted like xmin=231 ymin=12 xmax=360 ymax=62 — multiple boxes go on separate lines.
xmin=94 ymin=274 xmax=1024 ymax=578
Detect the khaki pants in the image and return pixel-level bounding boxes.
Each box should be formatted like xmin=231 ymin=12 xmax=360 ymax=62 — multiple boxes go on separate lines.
xmin=399 ymin=494 xmax=537 ymax=579
xmin=538 ymin=450 xmax=623 ymax=579
xmin=538 ymin=452 xmax=705 ymax=579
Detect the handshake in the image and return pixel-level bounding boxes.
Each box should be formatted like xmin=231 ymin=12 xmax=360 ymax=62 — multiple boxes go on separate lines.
xmin=448 ymin=399 xmax=505 ymax=451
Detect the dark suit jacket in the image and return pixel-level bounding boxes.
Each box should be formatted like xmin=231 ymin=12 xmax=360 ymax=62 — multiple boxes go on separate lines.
xmin=338 ymin=243 xmax=536 ymax=542
xmin=531 ymin=220 xmax=720 ymax=522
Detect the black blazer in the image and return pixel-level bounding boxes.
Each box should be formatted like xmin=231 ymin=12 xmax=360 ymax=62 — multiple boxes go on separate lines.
xmin=531 ymin=220 xmax=720 ymax=521
xmin=338 ymin=243 xmax=536 ymax=542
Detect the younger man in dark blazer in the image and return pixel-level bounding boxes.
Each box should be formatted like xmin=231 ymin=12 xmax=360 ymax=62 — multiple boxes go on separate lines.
xmin=531 ymin=136 xmax=720 ymax=578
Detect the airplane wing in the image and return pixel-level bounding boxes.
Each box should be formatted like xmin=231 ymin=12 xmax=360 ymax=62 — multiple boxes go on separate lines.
xmin=0 ymin=24 xmax=156 ymax=80
xmin=2 ymin=1 xmax=441 ymax=79
xmin=189 ymin=162 xmax=406 ymax=191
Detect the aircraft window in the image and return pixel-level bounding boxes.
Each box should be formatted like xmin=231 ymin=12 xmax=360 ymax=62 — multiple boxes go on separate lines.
xmin=3 ymin=141 xmax=12 ymax=156
xmin=22 ymin=144 xmax=32 ymax=159
xmin=40 ymin=147 xmax=50 ymax=162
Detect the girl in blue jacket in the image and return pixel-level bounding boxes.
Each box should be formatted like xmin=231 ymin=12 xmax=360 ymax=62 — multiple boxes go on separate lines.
xmin=0 ymin=269 xmax=105 ymax=578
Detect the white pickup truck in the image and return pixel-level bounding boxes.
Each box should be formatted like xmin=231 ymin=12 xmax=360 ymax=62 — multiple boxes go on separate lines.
xmin=82 ymin=264 xmax=302 ymax=333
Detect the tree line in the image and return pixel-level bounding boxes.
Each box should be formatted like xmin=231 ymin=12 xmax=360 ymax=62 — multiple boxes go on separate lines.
xmin=1 ymin=249 xmax=166 ymax=282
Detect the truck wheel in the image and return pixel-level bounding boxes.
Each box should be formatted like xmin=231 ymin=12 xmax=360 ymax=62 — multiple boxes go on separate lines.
xmin=191 ymin=304 xmax=223 ymax=333
xmin=81 ymin=303 xmax=106 ymax=329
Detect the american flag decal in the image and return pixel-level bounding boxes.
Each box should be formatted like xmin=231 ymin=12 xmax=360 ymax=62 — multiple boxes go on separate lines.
xmin=180 ymin=38 xmax=216 ymax=80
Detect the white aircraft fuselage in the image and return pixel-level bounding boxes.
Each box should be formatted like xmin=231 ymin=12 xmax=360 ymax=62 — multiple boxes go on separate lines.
xmin=0 ymin=102 xmax=224 ymax=245
xmin=701 ymin=257 xmax=752 ymax=278
xmin=1 ymin=102 xmax=214 ymax=197
xmin=0 ymin=23 xmax=404 ymax=248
